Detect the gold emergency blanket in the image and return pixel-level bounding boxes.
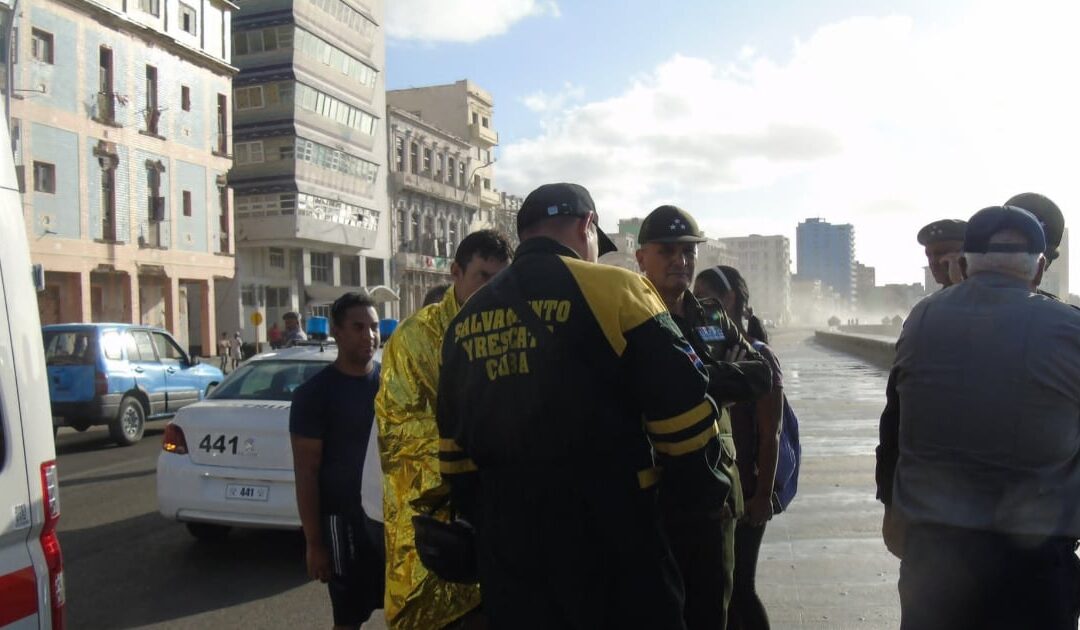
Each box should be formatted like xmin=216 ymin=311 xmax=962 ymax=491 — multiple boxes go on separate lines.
xmin=375 ymin=287 xmax=482 ymax=629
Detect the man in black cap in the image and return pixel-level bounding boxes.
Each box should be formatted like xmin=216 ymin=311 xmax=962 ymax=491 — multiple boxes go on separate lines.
xmin=436 ymin=184 xmax=734 ymax=629
xmin=1006 ymin=192 xmax=1068 ymax=301
xmin=636 ymin=204 xmax=773 ymax=630
xmin=917 ymin=219 xmax=967 ymax=289
xmin=884 ymin=205 xmax=1080 ymax=630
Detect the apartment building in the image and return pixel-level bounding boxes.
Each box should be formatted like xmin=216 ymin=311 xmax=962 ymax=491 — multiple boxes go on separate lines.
xmin=717 ymin=235 xmax=792 ymax=324
xmin=796 ymin=217 xmax=856 ymax=307
xmin=387 ymin=105 xmax=477 ymax=318
xmin=12 ymin=0 xmax=236 ymax=356
xmin=226 ymin=0 xmax=390 ymax=342
xmin=386 ymin=80 xmax=500 ymax=229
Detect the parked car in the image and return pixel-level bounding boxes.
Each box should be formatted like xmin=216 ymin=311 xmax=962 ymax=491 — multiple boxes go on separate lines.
xmin=0 ymin=80 xmax=65 ymax=626
xmin=43 ymin=324 xmax=224 ymax=446
xmin=158 ymin=342 xmax=372 ymax=540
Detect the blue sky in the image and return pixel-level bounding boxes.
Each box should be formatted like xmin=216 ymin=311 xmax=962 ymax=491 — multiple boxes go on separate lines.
xmin=385 ymin=0 xmax=1078 ymax=289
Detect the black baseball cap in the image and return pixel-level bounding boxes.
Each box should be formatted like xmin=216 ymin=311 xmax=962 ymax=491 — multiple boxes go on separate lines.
xmin=916 ymin=219 xmax=966 ymax=246
xmin=517 ymin=183 xmax=617 ymax=255
xmin=963 ymin=205 xmax=1046 ymax=254
xmin=638 ymin=205 xmax=707 ymax=245
xmin=1004 ymin=192 xmax=1064 ymax=261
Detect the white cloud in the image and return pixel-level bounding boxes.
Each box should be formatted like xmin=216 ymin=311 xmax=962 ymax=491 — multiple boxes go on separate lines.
xmin=387 ymin=0 xmax=559 ymax=43
xmin=499 ymin=1 xmax=1080 ymax=285
xmin=521 ymin=83 xmax=586 ymax=114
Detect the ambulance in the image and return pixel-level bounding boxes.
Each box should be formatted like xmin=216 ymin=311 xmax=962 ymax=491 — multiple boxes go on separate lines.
xmin=0 ymin=0 xmax=65 ymax=622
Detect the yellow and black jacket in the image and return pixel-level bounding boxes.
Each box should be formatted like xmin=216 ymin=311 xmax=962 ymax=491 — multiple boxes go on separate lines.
xmin=435 ymin=237 xmax=731 ymax=628
xmin=374 ymin=287 xmax=481 ymax=629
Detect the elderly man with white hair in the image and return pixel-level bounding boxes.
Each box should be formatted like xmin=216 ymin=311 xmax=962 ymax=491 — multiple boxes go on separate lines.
xmin=882 ymin=205 xmax=1080 ymax=630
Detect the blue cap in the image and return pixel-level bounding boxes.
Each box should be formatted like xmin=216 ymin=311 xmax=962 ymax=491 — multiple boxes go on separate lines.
xmin=963 ymin=205 xmax=1046 ymax=254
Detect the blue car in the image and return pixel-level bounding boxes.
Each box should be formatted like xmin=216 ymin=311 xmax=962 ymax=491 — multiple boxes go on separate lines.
xmin=43 ymin=323 xmax=224 ymax=446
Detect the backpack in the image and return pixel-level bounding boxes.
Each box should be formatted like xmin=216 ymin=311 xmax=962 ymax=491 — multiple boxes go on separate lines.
xmin=772 ymin=396 xmax=801 ymax=512
xmin=751 ymin=341 xmax=801 ymax=513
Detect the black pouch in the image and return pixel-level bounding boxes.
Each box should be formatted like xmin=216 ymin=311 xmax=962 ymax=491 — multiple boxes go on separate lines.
xmin=412 ymin=495 xmax=479 ymax=584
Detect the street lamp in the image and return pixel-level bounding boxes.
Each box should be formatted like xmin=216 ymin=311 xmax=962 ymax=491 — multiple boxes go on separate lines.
xmin=461 ymin=158 xmax=495 ymax=207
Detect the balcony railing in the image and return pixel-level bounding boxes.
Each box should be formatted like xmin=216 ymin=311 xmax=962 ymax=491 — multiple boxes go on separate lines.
xmin=92 ymin=92 xmax=120 ymax=125
xmin=469 ymin=122 xmax=498 ymax=146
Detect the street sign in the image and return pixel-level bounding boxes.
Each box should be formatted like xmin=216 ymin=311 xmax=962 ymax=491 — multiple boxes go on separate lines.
xmin=250 ymin=311 xmax=263 ymax=326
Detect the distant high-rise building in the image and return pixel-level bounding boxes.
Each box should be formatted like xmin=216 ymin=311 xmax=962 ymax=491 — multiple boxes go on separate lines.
xmin=855 ymin=262 xmax=876 ymax=310
xmin=618 ymin=218 xmax=644 ymax=241
xmin=796 ymin=218 xmax=856 ymax=306
xmin=717 ymin=235 xmax=792 ymax=324
xmin=227 ymin=0 xmax=391 ymax=337
xmin=1042 ymin=227 xmax=1070 ymax=299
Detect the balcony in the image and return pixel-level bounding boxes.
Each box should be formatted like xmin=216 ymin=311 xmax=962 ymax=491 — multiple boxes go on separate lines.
xmin=91 ymin=92 xmax=121 ymax=126
xmin=479 ymin=186 xmax=501 ymax=207
xmin=393 ymin=251 xmax=452 ymax=275
xmin=390 ymin=171 xmax=466 ymax=206
xmin=469 ymin=122 xmax=498 ymax=146
xmin=235 ymin=204 xmax=379 ymax=250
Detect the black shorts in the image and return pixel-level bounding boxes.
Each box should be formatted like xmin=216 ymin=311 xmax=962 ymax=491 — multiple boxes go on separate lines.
xmin=324 ymin=513 xmax=385 ymax=626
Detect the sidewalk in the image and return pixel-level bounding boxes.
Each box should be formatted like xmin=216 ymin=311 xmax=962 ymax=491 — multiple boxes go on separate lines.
xmin=757 ymin=331 xmax=900 ymax=629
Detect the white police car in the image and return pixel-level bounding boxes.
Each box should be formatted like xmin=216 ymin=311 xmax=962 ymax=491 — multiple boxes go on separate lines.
xmin=156 ymin=341 xmax=377 ymax=540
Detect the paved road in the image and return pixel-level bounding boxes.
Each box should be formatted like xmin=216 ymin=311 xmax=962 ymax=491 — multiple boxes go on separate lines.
xmin=55 ymin=329 xmax=895 ymax=629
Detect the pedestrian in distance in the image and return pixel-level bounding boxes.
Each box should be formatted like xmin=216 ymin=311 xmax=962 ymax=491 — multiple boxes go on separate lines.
xmin=290 ymin=292 xmax=385 ymax=630
xmin=437 ymin=183 xmax=733 ymax=629
xmin=217 ymin=332 xmax=229 ymax=372
xmin=376 ymin=230 xmax=512 ymax=630
xmin=268 ymin=321 xmax=283 ymax=350
xmin=282 ymin=311 xmax=308 ymax=347
xmin=230 ymin=331 xmax=243 ymax=371
xmin=635 ymin=205 xmax=773 ymax=630
xmin=883 ymin=205 xmax=1080 ymax=630
xmin=695 ymin=266 xmax=800 ymax=630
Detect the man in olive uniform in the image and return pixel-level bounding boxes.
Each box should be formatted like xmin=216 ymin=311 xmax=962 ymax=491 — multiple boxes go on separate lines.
xmin=437 ymin=183 xmax=736 ymax=629
xmin=917 ymin=219 xmax=967 ymax=289
xmin=1006 ymin=192 xmax=1068 ymax=301
xmin=635 ymin=205 xmax=773 ymax=630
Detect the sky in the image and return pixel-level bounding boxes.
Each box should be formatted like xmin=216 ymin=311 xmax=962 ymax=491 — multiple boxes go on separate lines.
xmin=384 ymin=0 xmax=1080 ymax=288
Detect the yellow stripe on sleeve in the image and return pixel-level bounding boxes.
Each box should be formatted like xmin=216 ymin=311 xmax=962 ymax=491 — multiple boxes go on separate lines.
xmin=439 ymin=438 xmax=463 ymax=453
xmin=652 ymin=422 xmax=720 ymax=456
xmin=645 ymin=401 xmax=714 ymax=435
xmin=439 ymin=458 xmax=478 ymax=475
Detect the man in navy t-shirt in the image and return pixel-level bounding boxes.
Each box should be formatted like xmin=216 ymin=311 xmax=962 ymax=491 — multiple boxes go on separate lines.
xmin=290 ymin=292 xmax=384 ymax=629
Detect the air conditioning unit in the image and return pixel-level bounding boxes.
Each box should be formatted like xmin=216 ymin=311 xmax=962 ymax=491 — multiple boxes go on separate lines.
xmin=149 ymin=196 xmax=165 ymax=222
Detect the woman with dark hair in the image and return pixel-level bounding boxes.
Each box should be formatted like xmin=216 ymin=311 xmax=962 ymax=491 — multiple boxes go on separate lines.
xmin=694 ymin=265 xmax=782 ymax=630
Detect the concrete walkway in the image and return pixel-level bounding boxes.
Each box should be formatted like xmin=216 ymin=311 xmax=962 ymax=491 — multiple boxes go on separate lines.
xmin=757 ymin=330 xmax=900 ymax=629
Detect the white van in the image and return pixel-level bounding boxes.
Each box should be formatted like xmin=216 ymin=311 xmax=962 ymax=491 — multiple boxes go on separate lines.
xmin=0 ymin=13 xmax=65 ymax=626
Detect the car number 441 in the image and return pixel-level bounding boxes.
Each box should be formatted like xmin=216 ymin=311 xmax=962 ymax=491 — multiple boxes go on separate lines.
xmin=226 ymin=484 xmax=269 ymax=501
xmin=200 ymin=434 xmax=240 ymax=454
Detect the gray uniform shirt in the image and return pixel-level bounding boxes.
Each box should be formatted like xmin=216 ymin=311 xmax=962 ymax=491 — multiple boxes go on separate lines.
xmin=894 ymin=272 xmax=1080 ymax=538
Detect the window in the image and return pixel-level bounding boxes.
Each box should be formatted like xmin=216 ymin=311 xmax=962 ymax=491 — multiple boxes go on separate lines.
xmin=265 ymin=286 xmax=289 ymax=307
xmin=182 ymin=190 xmax=192 ymax=217
xmin=144 ymin=66 xmax=159 ymax=134
xmin=30 ymin=29 xmax=53 ymax=64
xmin=241 ymin=284 xmax=256 ymax=306
xmin=33 ymin=161 xmax=55 ymax=193
xmin=294 ymin=83 xmax=378 ymax=135
xmin=482 ymin=116 xmax=489 ymax=128
xmin=310 ymin=252 xmax=332 ymax=283
xmin=153 ymin=332 xmax=187 ymax=363
xmin=138 ymin=0 xmax=160 ymax=17
xmin=409 ymin=142 xmax=418 ymax=173
xmin=181 ymin=85 xmax=191 ymax=111
xmin=133 ymin=331 xmax=157 ymax=361
xmin=179 ymin=3 xmax=197 ymax=35
xmin=234 ymin=140 xmax=264 ymax=165
xmin=447 ymin=157 xmax=456 ymax=185
xmin=234 ymin=86 xmax=264 ymax=110
xmin=471 ymin=112 xmax=478 ymax=125
xmin=483 ymin=177 xmax=491 ymax=190
xmin=459 ymin=162 xmax=466 ymax=187
xmin=342 ymin=256 xmax=361 ymax=286
xmin=279 ymin=143 xmax=294 ymax=160
xmin=366 ymin=257 xmax=385 ymax=286
xmin=422 ymin=148 xmax=431 ymax=174
xmin=216 ymin=94 xmax=227 ymax=153
xmin=435 ymin=154 xmax=443 ymax=179
xmin=395 ymin=137 xmax=404 ymax=171
xmin=268 ymin=247 xmax=285 ymax=268
xmin=101 ymin=158 xmax=116 ymax=240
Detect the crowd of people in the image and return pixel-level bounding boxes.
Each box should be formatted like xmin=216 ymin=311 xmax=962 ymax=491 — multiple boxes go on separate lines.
xmin=283 ymin=183 xmax=1079 ymax=630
